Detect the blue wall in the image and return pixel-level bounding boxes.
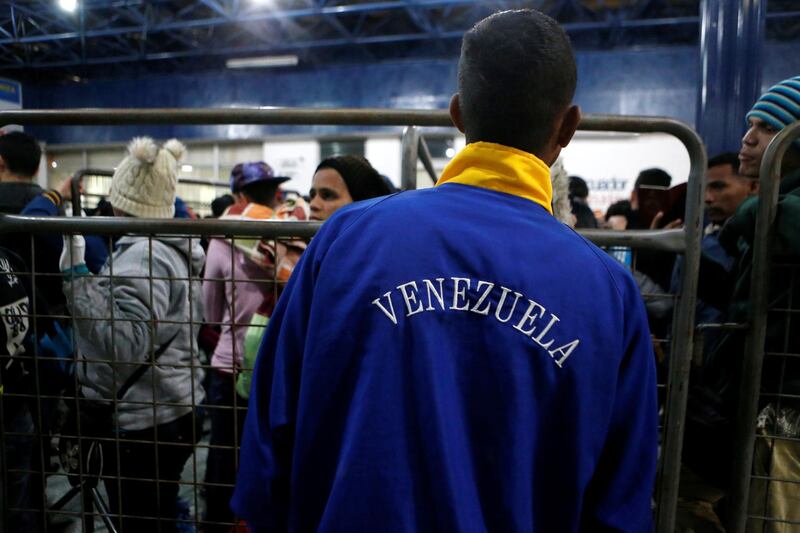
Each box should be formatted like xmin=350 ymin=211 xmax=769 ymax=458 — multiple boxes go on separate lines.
xmin=23 ymin=42 xmax=800 ymax=145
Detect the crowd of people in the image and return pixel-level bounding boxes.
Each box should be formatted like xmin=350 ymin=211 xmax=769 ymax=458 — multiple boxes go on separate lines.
xmin=0 ymin=131 xmax=393 ymax=531
xmin=0 ymin=8 xmax=798 ymax=533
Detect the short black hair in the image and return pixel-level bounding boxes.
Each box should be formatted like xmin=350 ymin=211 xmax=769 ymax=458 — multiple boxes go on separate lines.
xmin=634 ymin=168 xmax=671 ymax=190
xmin=0 ymin=132 xmax=41 ymax=177
xmin=458 ymin=9 xmax=577 ymax=154
xmin=707 ymin=152 xmax=740 ymax=172
xmin=568 ymin=176 xmax=589 ymax=200
xmin=241 ymin=181 xmax=280 ymax=207
xmin=211 ymin=194 xmax=235 ymax=218
xmin=605 ymin=199 xmax=632 ymax=221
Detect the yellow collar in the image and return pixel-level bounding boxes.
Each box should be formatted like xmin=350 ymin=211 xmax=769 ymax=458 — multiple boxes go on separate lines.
xmin=435 ymin=142 xmax=553 ymax=214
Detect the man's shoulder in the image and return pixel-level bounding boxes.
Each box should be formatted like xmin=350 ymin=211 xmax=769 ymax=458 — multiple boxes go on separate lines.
xmin=0 ymin=181 xmax=43 ymax=214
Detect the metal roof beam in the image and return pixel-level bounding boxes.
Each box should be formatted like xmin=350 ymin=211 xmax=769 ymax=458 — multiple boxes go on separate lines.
xmin=24 ymin=29 xmax=465 ymax=68
xmin=404 ymin=2 xmax=435 ymax=33
xmin=0 ymin=0 xmax=480 ymax=45
xmin=9 ymin=1 xmax=76 ymax=36
xmin=9 ymin=12 xmax=712 ymax=69
xmin=197 ymin=0 xmax=230 ymax=19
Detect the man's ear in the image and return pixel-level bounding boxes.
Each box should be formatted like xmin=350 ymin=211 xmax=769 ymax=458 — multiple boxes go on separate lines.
xmin=449 ymin=94 xmax=465 ymax=134
xmin=556 ymin=105 xmax=581 ymax=149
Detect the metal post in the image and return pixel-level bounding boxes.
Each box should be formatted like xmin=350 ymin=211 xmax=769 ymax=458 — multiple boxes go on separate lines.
xmin=653 ymin=124 xmax=707 ymax=533
xmin=696 ymin=0 xmax=766 ymax=155
xmin=0 ymin=388 xmax=5 ymax=533
xmin=400 ymin=126 xmax=420 ymax=191
xmin=726 ymin=121 xmax=800 ymax=533
xmin=417 ymin=136 xmax=439 ymax=183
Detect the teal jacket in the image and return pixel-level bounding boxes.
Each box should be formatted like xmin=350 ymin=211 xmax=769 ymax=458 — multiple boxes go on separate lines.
xmin=705 ymin=168 xmax=800 ymax=408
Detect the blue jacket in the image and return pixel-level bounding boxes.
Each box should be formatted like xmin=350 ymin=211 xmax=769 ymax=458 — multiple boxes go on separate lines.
xmin=233 ymin=142 xmax=658 ymax=532
xmin=21 ymin=193 xmax=109 ymax=273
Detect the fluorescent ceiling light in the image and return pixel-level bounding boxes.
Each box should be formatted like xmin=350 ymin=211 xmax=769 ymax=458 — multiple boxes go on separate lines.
xmin=181 ymin=164 xmax=194 ymax=173
xmin=226 ymin=55 xmax=299 ymax=69
xmin=58 ymin=0 xmax=77 ymax=12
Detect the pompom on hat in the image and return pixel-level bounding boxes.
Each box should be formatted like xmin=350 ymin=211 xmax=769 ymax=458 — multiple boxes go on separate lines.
xmin=109 ymin=137 xmax=185 ymax=219
xmin=746 ymin=76 xmax=800 ymax=133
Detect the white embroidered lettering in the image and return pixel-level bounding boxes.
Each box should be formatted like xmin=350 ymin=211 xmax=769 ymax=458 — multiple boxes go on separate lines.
xmin=397 ymin=281 xmax=424 ymax=317
xmin=369 ymin=277 xmax=580 ymax=369
xmin=532 ymin=313 xmax=560 ymax=350
xmin=469 ymin=281 xmax=495 ymax=315
xmin=550 ymin=339 xmax=580 ymax=367
xmin=513 ymin=300 xmax=546 ymax=334
xmin=494 ymin=286 xmax=523 ymax=323
xmin=450 ymin=277 xmax=471 ymax=311
xmin=423 ymin=278 xmax=446 ymax=311
xmin=371 ymin=292 xmax=398 ymax=325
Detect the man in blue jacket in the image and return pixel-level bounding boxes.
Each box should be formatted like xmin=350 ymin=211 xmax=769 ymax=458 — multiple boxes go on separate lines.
xmin=233 ymin=9 xmax=657 ymax=532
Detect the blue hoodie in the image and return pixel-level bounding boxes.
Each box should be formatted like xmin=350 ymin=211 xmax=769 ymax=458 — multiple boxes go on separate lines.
xmin=233 ymin=142 xmax=658 ymax=532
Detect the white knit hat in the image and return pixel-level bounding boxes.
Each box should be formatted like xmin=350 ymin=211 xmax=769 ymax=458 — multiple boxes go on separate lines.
xmin=109 ymin=137 xmax=185 ymax=219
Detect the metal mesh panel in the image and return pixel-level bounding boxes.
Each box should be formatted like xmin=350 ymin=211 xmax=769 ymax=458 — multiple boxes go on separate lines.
xmin=745 ymin=260 xmax=800 ymax=531
xmin=0 ymin=228 xmax=300 ymax=532
xmin=0 ymin=222 xmax=694 ymax=532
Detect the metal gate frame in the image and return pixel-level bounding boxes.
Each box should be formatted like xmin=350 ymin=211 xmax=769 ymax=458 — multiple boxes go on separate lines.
xmin=0 ymin=107 xmax=707 ymax=532
xmin=725 ymin=121 xmax=800 ymax=533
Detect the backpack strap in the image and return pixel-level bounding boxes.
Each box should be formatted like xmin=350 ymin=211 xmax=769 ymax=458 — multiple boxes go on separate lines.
xmin=115 ymin=329 xmax=180 ymax=401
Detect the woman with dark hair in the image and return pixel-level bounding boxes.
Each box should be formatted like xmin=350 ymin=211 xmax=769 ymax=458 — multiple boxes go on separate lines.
xmin=308 ymin=155 xmax=393 ymax=221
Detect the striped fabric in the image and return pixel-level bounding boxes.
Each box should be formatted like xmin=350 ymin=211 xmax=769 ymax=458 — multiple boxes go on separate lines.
xmin=746 ymin=75 xmax=800 ymax=131
xmin=42 ymin=189 xmax=62 ymax=207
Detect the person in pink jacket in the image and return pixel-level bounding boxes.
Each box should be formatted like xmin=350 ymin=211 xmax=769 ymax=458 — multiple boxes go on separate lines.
xmin=201 ymin=161 xmax=308 ymax=532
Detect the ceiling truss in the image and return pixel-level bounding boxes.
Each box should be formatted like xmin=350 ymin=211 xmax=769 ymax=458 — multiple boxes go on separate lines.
xmin=0 ymin=0 xmax=797 ymax=79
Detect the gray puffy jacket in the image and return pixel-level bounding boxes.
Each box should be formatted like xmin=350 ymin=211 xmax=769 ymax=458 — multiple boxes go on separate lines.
xmin=64 ymin=235 xmax=205 ymax=431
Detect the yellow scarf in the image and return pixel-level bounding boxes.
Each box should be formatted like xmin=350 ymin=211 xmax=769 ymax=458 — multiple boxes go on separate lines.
xmin=435 ymin=142 xmax=553 ymax=214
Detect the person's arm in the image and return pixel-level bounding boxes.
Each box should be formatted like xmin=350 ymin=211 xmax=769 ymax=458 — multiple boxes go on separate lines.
xmin=21 ymin=189 xmax=109 ymax=274
xmin=231 ymin=233 xmax=321 ymax=532
xmin=202 ymin=239 xmax=228 ymax=326
xmin=581 ymin=273 xmax=659 ymax=531
xmin=633 ymin=269 xmax=674 ymax=320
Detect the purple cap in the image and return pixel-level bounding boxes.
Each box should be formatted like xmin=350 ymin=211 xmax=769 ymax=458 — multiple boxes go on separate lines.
xmin=230 ymin=161 xmax=290 ymax=193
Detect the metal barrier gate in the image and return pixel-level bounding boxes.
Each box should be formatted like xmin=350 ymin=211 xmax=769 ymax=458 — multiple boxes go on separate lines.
xmin=0 ymin=108 xmax=706 ymax=532
xmin=722 ymin=121 xmax=800 ymax=533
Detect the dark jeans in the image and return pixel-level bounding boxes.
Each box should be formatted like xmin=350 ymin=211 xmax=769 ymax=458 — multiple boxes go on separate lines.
xmin=204 ymin=370 xmax=248 ymax=533
xmin=2 ymin=399 xmax=44 ymax=533
xmin=102 ymin=411 xmax=200 ymax=533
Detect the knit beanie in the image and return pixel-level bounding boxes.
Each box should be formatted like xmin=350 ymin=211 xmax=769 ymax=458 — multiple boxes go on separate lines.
xmin=746 ymin=75 xmax=800 ymax=132
xmin=315 ymin=155 xmax=392 ymax=201
xmin=109 ymin=137 xmax=185 ymax=218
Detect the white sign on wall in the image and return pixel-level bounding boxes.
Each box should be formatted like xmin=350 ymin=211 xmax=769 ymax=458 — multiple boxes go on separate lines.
xmin=264 ymin=140 xmax=320 ymax=197
xmin=560 ymin=132 xmax=691 ymax=216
